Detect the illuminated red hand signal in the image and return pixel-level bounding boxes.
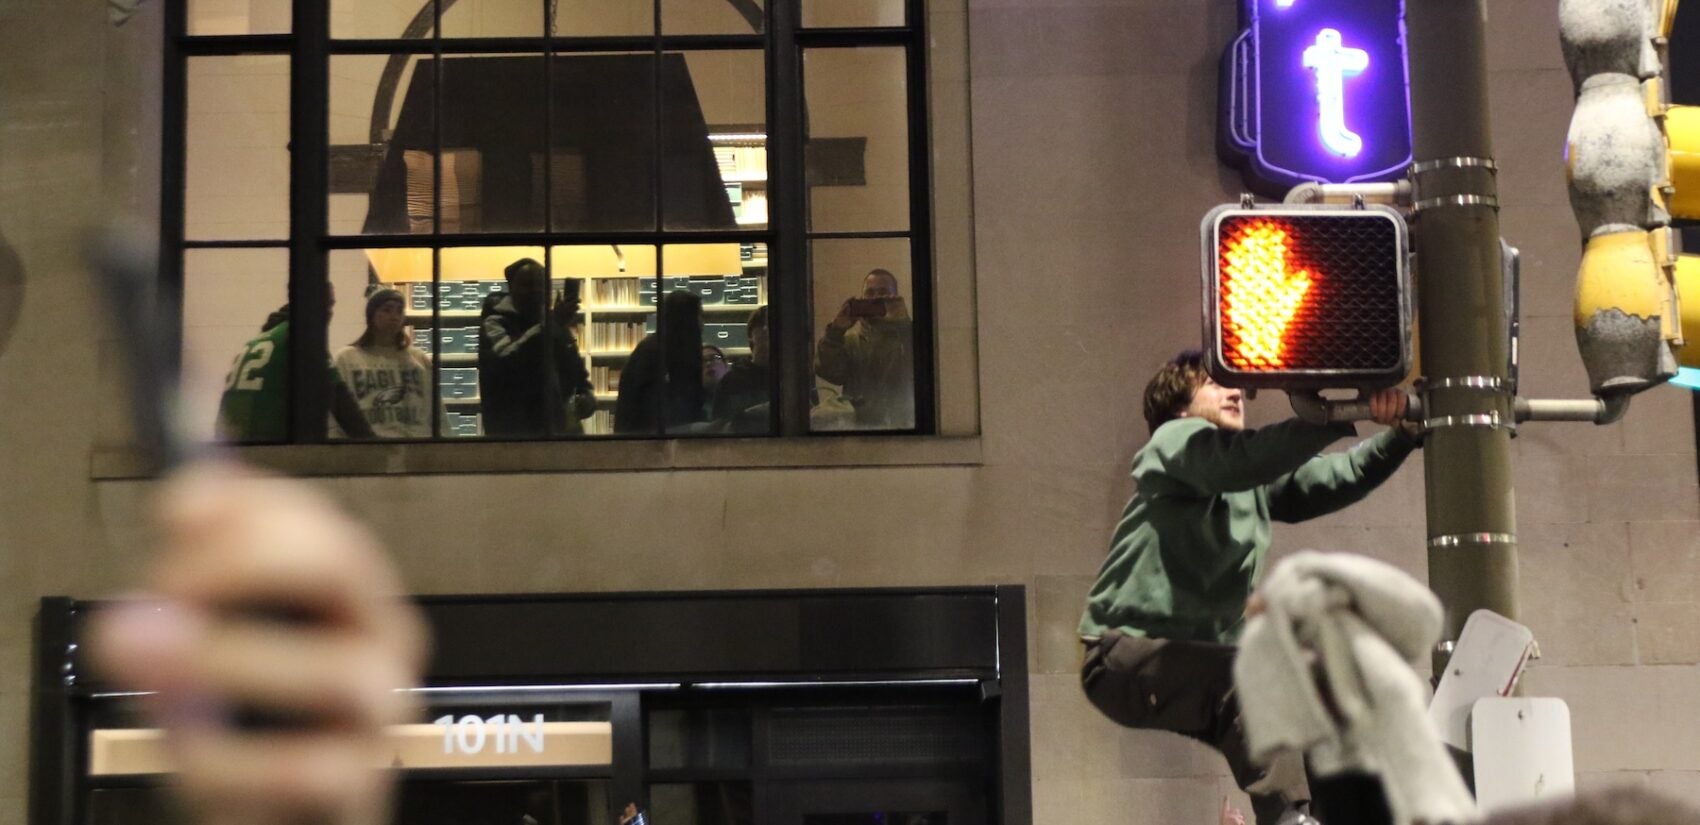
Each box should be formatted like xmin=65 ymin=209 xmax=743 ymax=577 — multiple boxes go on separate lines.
xmin=1221 ymin=219 xmax=1313 ymax=369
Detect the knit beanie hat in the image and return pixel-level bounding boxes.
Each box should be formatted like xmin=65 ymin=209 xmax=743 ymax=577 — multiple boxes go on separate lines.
xmin=365 ymin=286 xmax=405 ymax=325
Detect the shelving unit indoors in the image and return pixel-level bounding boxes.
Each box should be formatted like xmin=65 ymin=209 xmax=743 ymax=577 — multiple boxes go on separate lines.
xmin=376 ymin=132 xmax=769 ymax=438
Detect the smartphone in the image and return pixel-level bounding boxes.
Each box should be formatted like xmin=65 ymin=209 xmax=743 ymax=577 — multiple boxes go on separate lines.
xmin=846 ymin=297 xmax=888 ymax=318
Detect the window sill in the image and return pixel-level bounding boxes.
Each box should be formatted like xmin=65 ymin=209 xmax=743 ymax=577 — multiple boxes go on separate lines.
xmin=89 ymin=436 xmax=983 ymax=479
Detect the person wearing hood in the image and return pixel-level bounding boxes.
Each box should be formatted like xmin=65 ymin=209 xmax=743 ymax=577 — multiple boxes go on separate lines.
xmin=814 ymin=268 xmax=915 ymax=429
xmin=332 ymin=286 xmax=445 ymax=438
xmin=478 ymin=257 xmax=596 ymax=437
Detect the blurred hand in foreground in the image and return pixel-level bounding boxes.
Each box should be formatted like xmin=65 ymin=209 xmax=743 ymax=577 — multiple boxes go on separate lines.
xmin=92 ymin=463 xmax=428 ymax=825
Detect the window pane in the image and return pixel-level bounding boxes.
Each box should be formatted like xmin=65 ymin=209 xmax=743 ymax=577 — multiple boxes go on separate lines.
xmin=567 ymin=244 xmax=656 ymax=436
xmin=88 ymin=788 xmax=191 ymax=825
xmin=554 ymin=0 xmax=655 ymax=36
xmin=606 ymin=244 xmax=758 ymax=436
xmin=810 ymin=238 xmax=915 ymax=431
xmin=419 ymin=245 xmax=554 ymax=438
xmin=440 ymin=54 xmax=549 ymax=234
xmin=395 ymin=780 xmax=610 ymax=825
xmin=650 ymin=782 xmax=755 ymax=825
xmin=440 ymin=0 xmax=545 ymax=38
xmin=330 ymin=54 xmax=433 ymax=236
xmin=665 ymin=51 xmax=766 ymax=231
xmin=189 ymin=0 xmax=290 ymax=35
xmin=804 ymin=48 xmax=910 ymax=234
xmin=802 ymin=0 xmax=905 ymax=28
xmin=331 ymin=0 xmax=426 ymax=39
xmin=702 ymin=244 xmax=770 ymax=434
xmin=550 ymin=53 xmax=659 ymax=233
xmin=186 ymin=56 xmax=290 ymax=242
xmin=184 ymin=248 xmax=291 ymax=444
xmin=648 ymin=708 xmax=752 ymax=769
xmin=327 ymin=250 xmax=445 ymax=439
xmin=663 ymin=0 xmax=764 ymax=35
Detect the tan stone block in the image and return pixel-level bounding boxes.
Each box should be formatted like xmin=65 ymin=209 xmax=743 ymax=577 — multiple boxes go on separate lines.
xmin=978 ymin=333 xmax=1155 ymax=472
xmin=1498 ymin=206 xmax=1583 ymax=322
xmin=1646 ymin=771 xmax=1700 ymax=811
xmin=1268 ymin=526 xmax=1428 ymax=585
xmin=1620 ymin=387 xmax=1697 ymax=457
xmin=969 ymin=4 xmax=1232 ymax=80
xmin=1119 ymin=729 xmax=1234 ymax=781
xmin=1628 ymin=521 xmax=1700 ymax=605
xmin=1032 ymin=776 xmax=1228 ymax=825
xmin=1517 ymin=523 xmax=1636 ymax=667
xmin=1489 ymin=69 xmax=1573 ymax=209
xmin=970 ymin=73 xmax=1236 ymax=226
xmin=1512 ymin=445 xmax=1594 ymax=526
xmin=1033 ymin=576 xmax=1095 ymax=675
xmin=1486 ymin=0 xmax=1566 ymax=73
xmin=1586 ymin=454 xmax=1700 ymax=524
xmin=968 ymin=464 xmax=1119 ymax=577
xmin=1029 ymin=673 xmax=1121 ymax=782
xmin=1572 ymin=771 xmax=1651 ymax=796
xmin=1519 ymin=666 xmax=1700 ymax=772
xmin=0 ymin=694 xmax=22 ymax=803
xmin=1633 ymin=601 xmax=1700 ymax=665
xmin=718 ymin=467 xmax=988 ymax=589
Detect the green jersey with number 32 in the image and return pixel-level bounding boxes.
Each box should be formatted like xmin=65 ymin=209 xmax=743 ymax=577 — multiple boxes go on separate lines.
xmin=216 ymin=320 xmax=338 ymax=441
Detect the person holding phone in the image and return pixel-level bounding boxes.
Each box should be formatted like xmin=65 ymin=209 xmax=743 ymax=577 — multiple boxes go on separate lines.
xmin=478 ymin=258 xmax=597 ymax=437
xmin=814 ymin=268 xmax=915 ymax=429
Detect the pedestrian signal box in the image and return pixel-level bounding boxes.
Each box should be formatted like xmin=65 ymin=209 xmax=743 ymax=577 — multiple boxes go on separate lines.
xmin=1200 ymin=203 xmax=1412 ymax=390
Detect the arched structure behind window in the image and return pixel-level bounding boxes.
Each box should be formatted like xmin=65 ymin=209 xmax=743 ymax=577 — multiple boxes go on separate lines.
xmin=367 ymin=0 xmax=763 ymax=145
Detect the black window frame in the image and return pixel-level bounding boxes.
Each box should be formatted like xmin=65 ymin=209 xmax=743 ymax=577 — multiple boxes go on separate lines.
xmin=161 ymin=0 xmax=936 ymax=446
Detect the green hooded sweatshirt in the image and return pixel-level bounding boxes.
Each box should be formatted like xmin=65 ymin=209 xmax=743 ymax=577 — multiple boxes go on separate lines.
xmin=1078 ymin=416 xmax=1419 ymax=645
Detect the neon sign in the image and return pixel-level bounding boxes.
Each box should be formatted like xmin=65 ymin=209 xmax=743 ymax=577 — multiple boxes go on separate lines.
xmin=1219 ymin=0 xmax=1412 ymax=196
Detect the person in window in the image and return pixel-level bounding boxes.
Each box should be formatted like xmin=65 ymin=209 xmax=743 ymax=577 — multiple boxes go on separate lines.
xmin=701 ymin=343 xmax=730 ymax=403
xmin=216 ymin=283 xmax=375 ymax=441
xmin=1077 ymin=351 xmax=1420 ymax=825
xmin=814 ymin=268 xmax=914 ymax=429
xmin=478 ymin=258 xmax=596 ymax=437
xmin=615 ymin=290 xmax=706 ymax=434
xmin=711 ymin=306 xmax=771 ymax=433
xmin=331 ymin=287 xmax=446 ymax=439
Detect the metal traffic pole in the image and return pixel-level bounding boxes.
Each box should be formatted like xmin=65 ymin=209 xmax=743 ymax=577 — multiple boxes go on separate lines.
xmin=1404 ymin=0 xmax=1522 ymax=672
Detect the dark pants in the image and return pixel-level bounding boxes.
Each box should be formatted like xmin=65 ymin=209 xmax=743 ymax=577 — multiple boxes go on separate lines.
xmin=1080 ymin=630 xmax=1299 ymax=825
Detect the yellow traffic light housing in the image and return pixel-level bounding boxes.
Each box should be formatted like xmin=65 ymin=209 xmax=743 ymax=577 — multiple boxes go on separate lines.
xmin=1201 ymin=204 xmax=1412 ymax=390
xmin=1561 ymin=0 xmax=1684 ymax=394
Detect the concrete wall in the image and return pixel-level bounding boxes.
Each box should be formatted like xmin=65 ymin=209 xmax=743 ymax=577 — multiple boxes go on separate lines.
xmin=0 ymin=2 xmax=1695 ymax=824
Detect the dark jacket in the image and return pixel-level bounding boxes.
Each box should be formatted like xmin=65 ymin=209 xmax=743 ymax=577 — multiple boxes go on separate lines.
xmin=711 ymin=359 xmax=770 ymax=432
xmin=478 ymin=292 xmax=593 ymax=437
xmin=815 ymin=318 xmax=915 ymax=428
xmin=614 ymin=334 xmax=707 ymax=434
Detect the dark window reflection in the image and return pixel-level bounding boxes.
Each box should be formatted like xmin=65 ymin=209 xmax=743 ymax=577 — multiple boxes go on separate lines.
xmin=810 ymin=239 xmax=917 ymax=432
xmin=647 ymin=708 xmax=752 ymax=769
xmin=364 ymin=55 xmax=736 ymax=236
xmin=396 ymin=780 xmax=609 ymax=825
xmin=88 ymin=789 xmax=190 ymax=825
xmin=806 ymin=816 xmax=944 ymax=825
xmin=649 ymin=782 xmax=754 ymax=825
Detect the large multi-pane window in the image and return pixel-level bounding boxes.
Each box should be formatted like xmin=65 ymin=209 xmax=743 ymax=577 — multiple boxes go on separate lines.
xmin=170 ymin=0 xmax=931 ymax=444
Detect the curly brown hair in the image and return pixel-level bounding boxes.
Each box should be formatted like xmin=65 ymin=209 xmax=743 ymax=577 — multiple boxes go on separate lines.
xmin=1143 ymin=350 xmax=1210 ymax=435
